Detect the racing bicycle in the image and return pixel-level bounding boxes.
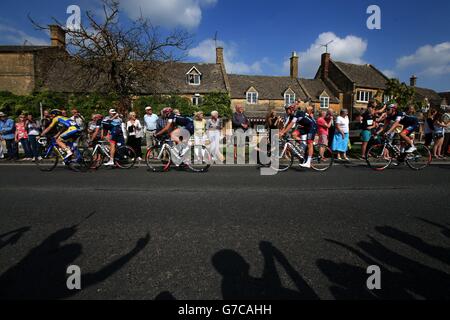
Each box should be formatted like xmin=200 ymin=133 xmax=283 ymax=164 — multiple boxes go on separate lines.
xmin=366 ymin=135 xmax=432 ymax=171
xmin=269 ymin=137 xmax=334 ymax=172
xmin=146 ymin=138 xmax=212 ymax=172
xmin=36 ymin=137 xmax=92 ymax=172
xmin=85 ymin=140 xmax=136 ymax=169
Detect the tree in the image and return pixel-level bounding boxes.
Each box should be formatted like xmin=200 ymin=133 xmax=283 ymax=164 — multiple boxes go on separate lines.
xmin=384 ymin=78 xmax=416 ymax=110
xmin=30 ymin=0 xmax=191 ymax=114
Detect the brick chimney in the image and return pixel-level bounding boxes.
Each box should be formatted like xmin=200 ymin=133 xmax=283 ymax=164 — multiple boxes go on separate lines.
xmin=49 ymin=25 xmax=66 ymax=48
xmin=290 ymin=52 xmax=299 ymax=78
xmin=410 ymin=75 xmax=417 ymax=87
xmin=216 ymin=47 xmax=224 ymax=65
xmin=321 ymin=53 xmax=331 ymax=79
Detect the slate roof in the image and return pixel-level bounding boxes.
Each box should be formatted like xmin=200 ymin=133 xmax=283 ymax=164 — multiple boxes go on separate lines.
xmin=154 ymin=63 xmax=228 ymax=94
xmin=299 ymin=78 xmax=339 ymax=103
xmin=332 ymin=61 xmax=389 ymax=89
xmin=228 ymin=74 xmax=308 ymax=101
xmin=412 ymin=86 xmax=444 ymax=107
xmin=34 ymin=56 xmax=228 ymax=94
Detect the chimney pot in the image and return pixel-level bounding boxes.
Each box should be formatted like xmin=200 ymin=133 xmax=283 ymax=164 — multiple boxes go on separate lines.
xmin=410 ymin=75 xmax=417 ymax=87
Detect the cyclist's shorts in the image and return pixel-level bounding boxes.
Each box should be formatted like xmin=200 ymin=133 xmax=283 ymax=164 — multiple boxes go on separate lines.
xmin=293 ymin=129 xmax=315 ymax=143
xmin=60 ymin=127 xmax=81 ymax=142
xmin=110 ymin=133 xmax=125 ymax=145
xmin=402 ymin=125 xmax=418 ymax=136
xmin=361 ymin=130 xmax=372 ymax=142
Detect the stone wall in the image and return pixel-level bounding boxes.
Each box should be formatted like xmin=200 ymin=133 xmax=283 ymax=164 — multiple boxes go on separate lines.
xmin=0 ymin=52 xmax=35 ymax=95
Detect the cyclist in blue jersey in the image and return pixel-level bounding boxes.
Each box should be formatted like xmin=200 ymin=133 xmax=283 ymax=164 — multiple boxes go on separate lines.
xmin=280 ymin=104 xmax=317 ymax=168
xmin=39 ymin=109 xmax=81 ymax=160
xmin=384 ymin=104 xmax=419 ymax=153
xmin=101 ymin=109 xmax=125 ymax=166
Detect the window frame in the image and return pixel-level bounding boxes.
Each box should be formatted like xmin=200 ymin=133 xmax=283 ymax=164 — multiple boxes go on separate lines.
xmin=284 ymin=92 xmax=296 ymax=106
xmin=188 ymin=73 xmax=201 ymax=86
xmin=320 ymin=96 xmax=330 ymax=109
xmin=246 ymin=91 xmax=258 ymax=104
xmin=356 ymin=90 xmax=373 ymax=103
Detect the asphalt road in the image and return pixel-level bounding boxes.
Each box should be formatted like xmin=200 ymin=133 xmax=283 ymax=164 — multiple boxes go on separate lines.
xmin=0 ymin=164 xmax=449 ymax=300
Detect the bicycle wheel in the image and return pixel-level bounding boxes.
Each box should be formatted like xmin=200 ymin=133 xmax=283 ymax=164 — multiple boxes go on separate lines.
xmin=146 ymin=146 xmax=171 ymax=172
xmin=36 ymin=146 xmax=59 ymax=172
xmin=311 ymin=144 xmax=334 ymax=172
xmin=406 ymin=144 xmax=432 ymax=171
xmin=185 ymin=145 xmax=212 ymax=172
xmin=78 ymin=148 xmax=93 ymax=172
xmin=270 ymin=144 xmax=293 ymax=172
xmin=366 ymin=144 xmax=392 ymax=171
xmin=115 ymin=146 xmax=136 ymax=169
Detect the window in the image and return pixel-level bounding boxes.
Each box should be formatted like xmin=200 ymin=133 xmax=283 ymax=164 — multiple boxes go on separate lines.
xmin=186 ymin=66 xmax=202 ymax=85
xmin=192 ymin=95 xmax=202 ymax=106
xmin=284 ymin=93 xmax=296 ymax=106
xmin=188 ymin=74 xmax=201 ymax=85
xmin=320 ymin=96 xmax=330 ymax=109
xmin=383 ymin=94 xmax=393 ymax=103
xmin=357 ymin=90 xmax=373 ymax=103
xmin=246 ymin=91 xmax=258 ymax=104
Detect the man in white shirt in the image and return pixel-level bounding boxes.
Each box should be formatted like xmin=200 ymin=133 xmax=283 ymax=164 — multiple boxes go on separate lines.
xmin=143 ymin=106 xmax=159 ymax=150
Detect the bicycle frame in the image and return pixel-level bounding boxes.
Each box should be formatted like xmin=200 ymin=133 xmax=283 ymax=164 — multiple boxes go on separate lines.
xmin=43 ymin=138 xmax=83 ymax=164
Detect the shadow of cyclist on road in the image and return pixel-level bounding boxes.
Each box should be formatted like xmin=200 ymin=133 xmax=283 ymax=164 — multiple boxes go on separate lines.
xmin=0 ymin=223 xmax=150 ymax=300
xmin=212 ymin=241 xmax=318 ymax=300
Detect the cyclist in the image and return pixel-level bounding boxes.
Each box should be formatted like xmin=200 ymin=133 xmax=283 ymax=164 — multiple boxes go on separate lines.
xmin=101 ymin=109 xmax=125 ymax=166
xmin=383 ymin=104 xmax=419 ymax=153
xmin=156 ymin=107 xmax=194 ymax=146
xmin=39 ymin=109 xmax=81 ymax=160
xmin=280 ymin=104 xmax=317 ymax=168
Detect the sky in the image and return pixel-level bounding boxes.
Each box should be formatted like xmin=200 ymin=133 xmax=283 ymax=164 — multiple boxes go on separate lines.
xmin=0 ymin=0 xmax=449 ymax=91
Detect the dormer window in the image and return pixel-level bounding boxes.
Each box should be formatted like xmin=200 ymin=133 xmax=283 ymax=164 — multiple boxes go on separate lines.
xmin=186 ymin=66 xmax=202 ymax=86
xmin=246 ymin=87 xmax=258 ymax=104
xmin=320 ymin=91 xmax=330 ymax=109
xmin=284 ymin=88 xmax=296 ymax=106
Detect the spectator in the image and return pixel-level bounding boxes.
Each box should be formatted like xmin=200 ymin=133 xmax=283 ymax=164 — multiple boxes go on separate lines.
xmin=424 ymin=109 xmax=437 ymax=147
xmin=15 ymin=114 xmax=33 ymax=161
xmin=232 ymin=104 xmax=249 ymax=131
xmin=0 ymin=112 xmax=17 ymax=160
xmin=194 ymin=111 xmax=207 ymax=146
xmin=0 ymin=129 xmax=4 ymax=160
xmin=41 ymin=109 xmax=58 ymax=139
xmin=443 ymin=114 xmax=450 ymax=157
xmin=26 ymin=114 xmax=41 ymax=161
xmin=317 ymin=110 xmax=332 ymax=158
xmin=232 ymin=104 xmax=249 ymax=162
xmin=70 ymin=108 xmax=85 ymax=129
xmin=433 ymin=113 xmax=448 ymax=159
xmin=265 ymin=109 xmax=282 ymax=141
xmin=360 ymin=105 xmax=378 ymax=159
xmin=326 ymin=108 xmax=335 ymax=148
xmin=156 ymin=110 xmax=169 ymax=142
xmin=143 ymin=106 xmax=158 ymax=150
xmin=126 ymin=112 xmax=143 ymax=161
xmin=332 ymin=109 xmax=350 ymax=161
xmin=206 ymin=111 xmax=224 ymax=162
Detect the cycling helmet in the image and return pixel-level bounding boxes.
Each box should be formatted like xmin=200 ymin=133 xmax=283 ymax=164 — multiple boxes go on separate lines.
xmin=162 ymin=107 xmax=173 ymax=115
xmin=50 ymin=109 xmax=62 ymax=116
xmin=387 ymin=103 xmax=398 ymax=110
